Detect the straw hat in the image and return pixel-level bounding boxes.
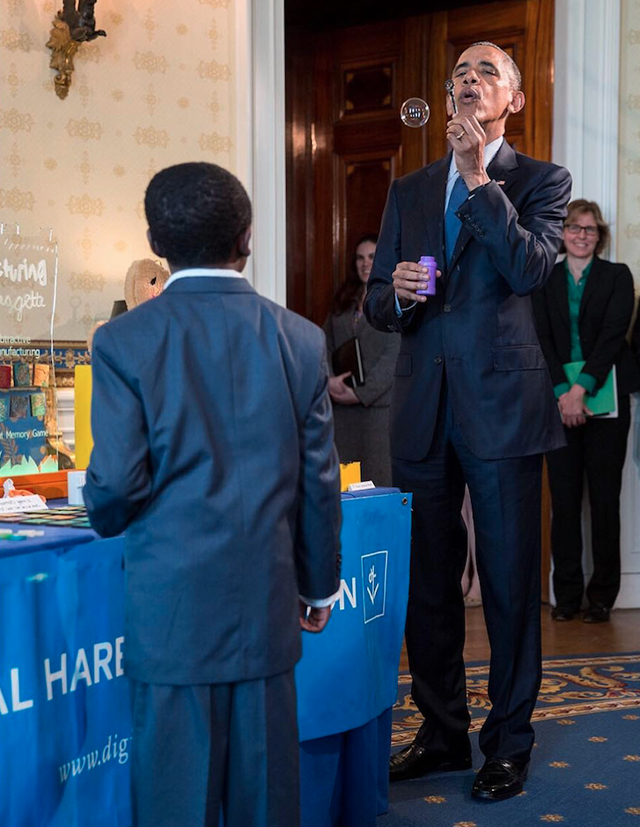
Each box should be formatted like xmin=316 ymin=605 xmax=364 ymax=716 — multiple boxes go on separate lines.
xmin=124 ymin=259 xmax=169 ymax=310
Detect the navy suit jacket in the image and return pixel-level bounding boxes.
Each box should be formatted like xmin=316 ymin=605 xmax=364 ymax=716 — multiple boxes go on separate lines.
xmin=364 ymin=141 xmax=571 ymax=460
xmin=84 ymin=276 xmax=342 ymax=685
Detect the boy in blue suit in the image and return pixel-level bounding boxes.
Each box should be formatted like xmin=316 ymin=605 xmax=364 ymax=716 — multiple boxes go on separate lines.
xmin=84 ymin=162 xmax=342 ymax=827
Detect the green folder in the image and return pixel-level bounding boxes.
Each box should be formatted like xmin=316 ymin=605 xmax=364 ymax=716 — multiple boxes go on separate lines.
xmin=562 ymin=361 xmax=617 ymax=416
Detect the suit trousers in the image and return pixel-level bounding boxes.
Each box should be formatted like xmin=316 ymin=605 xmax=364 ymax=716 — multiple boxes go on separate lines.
xmin=392 ymin=380 xmax=543 ymax=765
xmin=129 ymin=669 xmax=299 ymax=827
xmin=546 ymin=395 xmax=631 ymax=611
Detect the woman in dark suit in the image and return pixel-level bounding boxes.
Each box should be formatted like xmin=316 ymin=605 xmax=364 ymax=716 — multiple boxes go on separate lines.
xmin=323 ymin=234 xmax=400 ymax=486
xmin=534 ymin=199 xmax=640 ymax=623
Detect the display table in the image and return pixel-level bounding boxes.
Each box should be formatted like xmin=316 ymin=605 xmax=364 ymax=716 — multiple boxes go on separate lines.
xmin=0 ymin=491 xmax=411 ymax=827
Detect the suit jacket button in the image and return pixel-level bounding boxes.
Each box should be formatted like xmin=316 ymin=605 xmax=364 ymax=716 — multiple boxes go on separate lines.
xmin=443 ymin=304 xmax=452 ymax=313
xmin=434 ymin=356 xmax=443 ymax=365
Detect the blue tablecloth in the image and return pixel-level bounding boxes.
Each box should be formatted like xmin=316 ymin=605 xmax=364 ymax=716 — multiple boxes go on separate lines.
xmin=0 ymin=523 xmax=97 ymax=556
xmin=0 ymin=534 xmax=131 ymax=827
xmin=0 ymin=493 xmax=411 ymax=827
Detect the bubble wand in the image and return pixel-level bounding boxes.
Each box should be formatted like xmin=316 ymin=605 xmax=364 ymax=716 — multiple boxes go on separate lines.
xmin=444 ymin=79 xmax=457 ymax=115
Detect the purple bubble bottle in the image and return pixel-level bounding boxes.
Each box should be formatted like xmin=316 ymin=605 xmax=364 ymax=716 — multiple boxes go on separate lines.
xmin=416 ymin=256 xmax=437 ymax=295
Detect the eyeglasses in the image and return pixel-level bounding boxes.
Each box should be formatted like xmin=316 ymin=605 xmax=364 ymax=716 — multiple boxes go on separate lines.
xmin=564 ymin=224 xmax=599 ymax=237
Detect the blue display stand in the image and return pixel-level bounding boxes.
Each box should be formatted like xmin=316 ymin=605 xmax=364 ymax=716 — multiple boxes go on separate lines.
xmin=297 ymin=492 xmax=412 ymax=826
xmin=0 ymin=492 xmax=411 ymax=826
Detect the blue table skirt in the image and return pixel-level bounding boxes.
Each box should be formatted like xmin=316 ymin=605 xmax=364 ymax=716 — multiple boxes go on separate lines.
xmin=300 ymin=708 xmax=392 ymax=827
xmin=1 ymin=494 xmax=410 ymax=826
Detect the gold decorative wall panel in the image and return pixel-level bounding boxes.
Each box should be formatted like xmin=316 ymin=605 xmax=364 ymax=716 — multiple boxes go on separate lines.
xmin=0 ymin=0 xmax=238 ymax=339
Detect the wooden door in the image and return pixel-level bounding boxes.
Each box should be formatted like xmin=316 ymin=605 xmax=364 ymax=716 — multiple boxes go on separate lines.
xmin=285 ymin=0 xmax=556 ymax=599
xmin=286 ymin=0 xmax=555 ymax=325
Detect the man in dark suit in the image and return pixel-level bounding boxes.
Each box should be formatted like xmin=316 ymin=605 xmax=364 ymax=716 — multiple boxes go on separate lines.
xmin=364 ymin=42 xmax=571 ymax=800
xmin=83 ymin=162 xmax=342 ymax=827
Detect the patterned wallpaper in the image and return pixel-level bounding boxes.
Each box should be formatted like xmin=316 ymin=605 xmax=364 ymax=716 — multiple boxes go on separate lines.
xmin=619 ymin=1 xmax=640 ymax=285
xmin=0 ymin=0 xmax=237 ymax=340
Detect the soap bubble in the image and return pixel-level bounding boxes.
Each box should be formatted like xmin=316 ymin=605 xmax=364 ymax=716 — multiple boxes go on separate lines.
xmin=400 ymin=97 xmax=430 ymax=128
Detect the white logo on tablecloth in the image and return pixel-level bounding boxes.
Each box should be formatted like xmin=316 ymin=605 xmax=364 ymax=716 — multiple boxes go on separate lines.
xmin=367 ymin=565 xmax=379 ymax=604
xmin=361 ymin=551 xmax=388 ymax=624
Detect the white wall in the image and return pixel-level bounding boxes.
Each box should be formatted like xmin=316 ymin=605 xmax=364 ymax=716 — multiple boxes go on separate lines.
xmin=0 ymin=0 xmax=287 ymax=338
xmin=54 ymin=0 xmax=287 ymax=452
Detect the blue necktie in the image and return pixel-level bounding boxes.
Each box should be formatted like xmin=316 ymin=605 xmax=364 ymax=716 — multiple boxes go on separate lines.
xmin=444 ymin=175 xmax=469 ymax=263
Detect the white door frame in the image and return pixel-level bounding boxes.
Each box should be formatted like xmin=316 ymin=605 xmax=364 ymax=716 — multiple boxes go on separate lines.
xmin=553 ymin=0 xmax=621 ymax=259
xmin=233 ymin=0 xmax=287 ymax=306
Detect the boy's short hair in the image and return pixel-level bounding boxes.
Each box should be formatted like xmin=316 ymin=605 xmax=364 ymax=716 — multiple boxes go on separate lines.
xmin=145 ymin=162 xmax=252 ymax=266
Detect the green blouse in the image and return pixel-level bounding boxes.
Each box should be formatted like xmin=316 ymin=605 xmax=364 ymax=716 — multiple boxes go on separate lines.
xmin=552 ymin=258 xmax=597 ymax=399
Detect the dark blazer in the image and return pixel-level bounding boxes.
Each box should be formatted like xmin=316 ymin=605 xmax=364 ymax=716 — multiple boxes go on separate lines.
xmin=84 ymin=276 xmax=342 ymax=686
xmin=532 ymin=257 xmax=640 ymax=397
xmin=323 ymin=307 xmax=401 ymax=407
xmin=364 ymin=141 xmax=571 ymax=461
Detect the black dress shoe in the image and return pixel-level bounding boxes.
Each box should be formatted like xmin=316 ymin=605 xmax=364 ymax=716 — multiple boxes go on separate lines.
xmin=389 ymin=743 xmax=472 ymax=782
xmin=551 ymin=606 xmax=577 ymax=621
xmin=582 ymin=605 xmax=610 ymax=623
xmin=471 ymin=757 xmax=529 ymax=800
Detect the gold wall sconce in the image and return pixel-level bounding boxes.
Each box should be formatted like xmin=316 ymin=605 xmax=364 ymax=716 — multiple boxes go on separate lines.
xmin=46 ymin=0 xmax=107 ymax=100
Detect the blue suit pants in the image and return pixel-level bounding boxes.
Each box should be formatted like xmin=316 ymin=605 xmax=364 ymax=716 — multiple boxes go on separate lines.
xmin=392 ymin=380 xmax=543 ymax=764
xmin=129 ymin=669 xmax=299 ymax=827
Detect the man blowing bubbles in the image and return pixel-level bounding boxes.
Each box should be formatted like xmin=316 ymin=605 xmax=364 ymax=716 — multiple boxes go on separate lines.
xmin=365 ymin=42 xmax=571 ymax=801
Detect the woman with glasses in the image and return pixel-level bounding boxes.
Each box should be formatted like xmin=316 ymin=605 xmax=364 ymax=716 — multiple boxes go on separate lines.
xmin=533 ymin=199 xmax=640 ymax=623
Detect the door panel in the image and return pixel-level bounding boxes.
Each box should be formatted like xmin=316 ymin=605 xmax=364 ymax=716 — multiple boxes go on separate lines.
xmin=338 ymin=154 xmax=398 ymax=274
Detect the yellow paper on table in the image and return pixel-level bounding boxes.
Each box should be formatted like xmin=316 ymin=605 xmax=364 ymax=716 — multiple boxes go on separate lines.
xmin=74 ymin=365 xmax=93 ymax=470
xmin=339 ymin=462 xmax=361 ymax=492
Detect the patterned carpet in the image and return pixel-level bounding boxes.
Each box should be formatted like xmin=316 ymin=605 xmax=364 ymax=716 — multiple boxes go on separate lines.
xmin=383 ymin=654 xmax=640 ymax=826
